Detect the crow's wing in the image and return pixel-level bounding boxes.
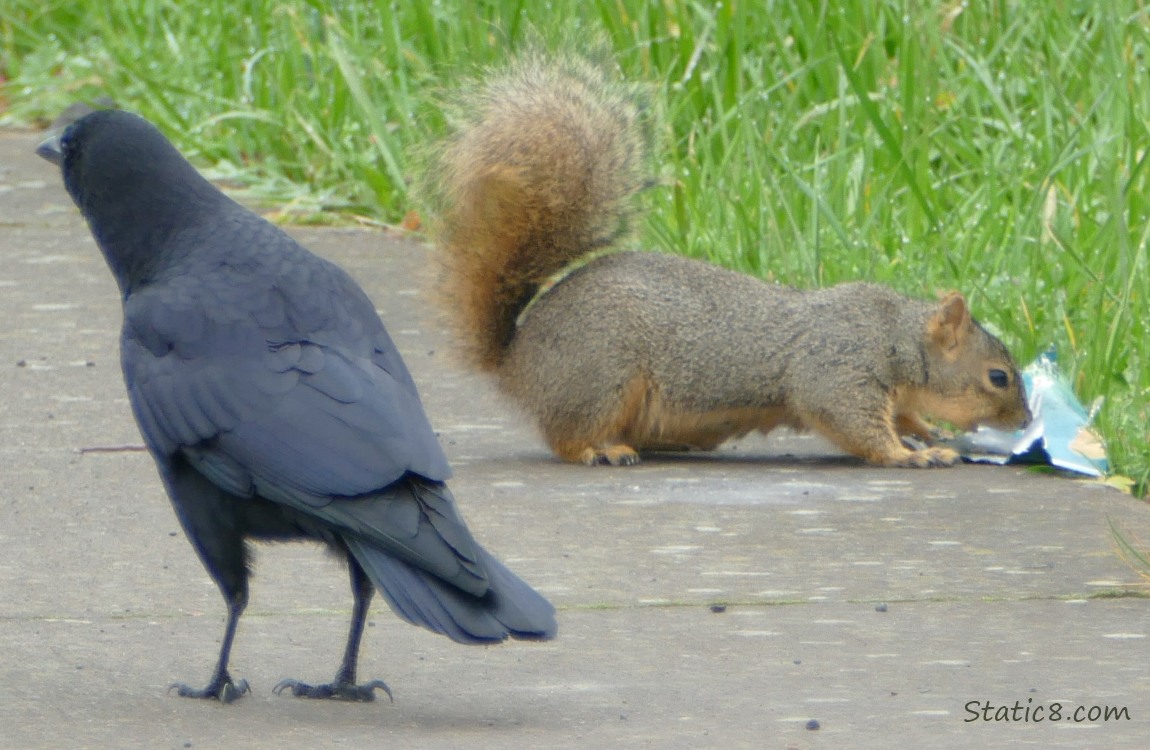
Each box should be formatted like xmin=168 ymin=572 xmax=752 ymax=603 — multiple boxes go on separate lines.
xmin=119 ymin=237 xmax=489 ymax=592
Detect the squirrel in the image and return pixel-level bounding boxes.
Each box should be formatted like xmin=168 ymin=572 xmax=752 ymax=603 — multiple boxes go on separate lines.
xmin=423 ymin=53 xmax=1032 ymax=468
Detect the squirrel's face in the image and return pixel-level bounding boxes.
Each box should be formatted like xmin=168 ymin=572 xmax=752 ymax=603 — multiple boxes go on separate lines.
xmin=935 ymin=344 xmax=1031 ymax=432
xmin=974 ymin=358 xmax=1032 ymax=430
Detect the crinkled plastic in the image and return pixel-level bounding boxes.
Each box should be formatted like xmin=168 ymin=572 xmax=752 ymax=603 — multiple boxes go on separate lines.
xmin=944 ymin=349 xmax=1108 ymax=477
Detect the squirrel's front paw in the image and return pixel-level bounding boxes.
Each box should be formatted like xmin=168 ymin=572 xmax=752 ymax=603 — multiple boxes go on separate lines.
xmin=926 ymin=426 xmax=955 ymax=442
xmin=891 ymin=446 xmax=961 ymax=468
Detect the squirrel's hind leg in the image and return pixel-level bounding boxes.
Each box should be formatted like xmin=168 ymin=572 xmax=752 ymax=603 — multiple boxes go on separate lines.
xmin=540 ymin=374 xmax=654 ymax=466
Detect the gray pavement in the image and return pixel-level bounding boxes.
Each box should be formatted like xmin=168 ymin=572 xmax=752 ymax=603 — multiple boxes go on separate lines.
xmin=1 ymin=127 xmax=1149 ymax=749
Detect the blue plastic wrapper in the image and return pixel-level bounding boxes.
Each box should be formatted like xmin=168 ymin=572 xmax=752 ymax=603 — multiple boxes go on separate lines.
xmin=943 ymin=349 xmax=1108 ymax=477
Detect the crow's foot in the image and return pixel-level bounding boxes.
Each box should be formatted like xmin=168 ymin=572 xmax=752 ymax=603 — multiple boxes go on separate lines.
xmin=169 ymin=677 xmax=250 ymax=703
xmin=272 ymin=678 xmax=392 ymax=702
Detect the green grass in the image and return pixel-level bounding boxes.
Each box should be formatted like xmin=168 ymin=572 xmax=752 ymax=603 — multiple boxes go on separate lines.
xmin=2 ymin=0 xmax=1147 ymax=493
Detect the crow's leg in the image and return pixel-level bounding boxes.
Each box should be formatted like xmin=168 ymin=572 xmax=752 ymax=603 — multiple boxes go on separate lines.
xmin=170 ymin=592 xmax=251 ymax=702
xmin=162 ymin=457 xmax=252 ymax=703
xmin=274 ymin=557 xmax=392 ymax=702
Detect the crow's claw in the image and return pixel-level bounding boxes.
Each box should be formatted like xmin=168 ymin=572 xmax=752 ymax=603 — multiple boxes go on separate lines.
xmin=168 ymin=677 xmax=250 ymax=703
xmin=272 ymin=678 xmax=393 ymax=703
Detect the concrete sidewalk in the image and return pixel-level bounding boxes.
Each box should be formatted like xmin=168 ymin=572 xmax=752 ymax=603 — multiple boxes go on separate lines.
xmin=1 ymin=127 xmax=1148 ymax=749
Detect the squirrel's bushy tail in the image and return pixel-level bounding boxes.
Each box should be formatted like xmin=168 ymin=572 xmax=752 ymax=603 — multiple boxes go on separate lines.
xmin=425 ymin=53 xmax=653 ymax=371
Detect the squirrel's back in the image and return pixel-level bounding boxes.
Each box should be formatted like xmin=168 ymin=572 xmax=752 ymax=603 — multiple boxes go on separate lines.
xmin=504 ymin=251 xmax=943 ymax=419
xmin=425 ymin=53 xmax=653 ymax=371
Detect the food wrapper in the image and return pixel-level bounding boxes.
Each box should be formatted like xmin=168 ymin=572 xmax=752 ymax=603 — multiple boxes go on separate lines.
xmin=942 ymin=349 xmax=1108 ymax=477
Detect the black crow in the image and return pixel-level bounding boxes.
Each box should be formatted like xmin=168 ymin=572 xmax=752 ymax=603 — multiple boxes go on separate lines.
xmin=36 ymin=111 xmax=557 ymax=703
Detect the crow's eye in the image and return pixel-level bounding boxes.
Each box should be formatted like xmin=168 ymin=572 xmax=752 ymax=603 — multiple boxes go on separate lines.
xmin=988 ymin=369 xmax=1009 ymax=389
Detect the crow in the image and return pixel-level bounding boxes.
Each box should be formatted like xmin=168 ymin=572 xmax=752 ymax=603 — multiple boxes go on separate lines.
xmin=36 ymin=110 xmax=557 ymax=703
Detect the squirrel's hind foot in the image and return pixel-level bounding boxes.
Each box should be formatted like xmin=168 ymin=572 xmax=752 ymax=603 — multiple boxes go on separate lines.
xmin=577 ymin=444 xmax=642 ymax=466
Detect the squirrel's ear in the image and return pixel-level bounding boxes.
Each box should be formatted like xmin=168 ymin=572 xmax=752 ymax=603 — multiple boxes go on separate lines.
xmin=928 ymin=291 xmax=970 ymax=352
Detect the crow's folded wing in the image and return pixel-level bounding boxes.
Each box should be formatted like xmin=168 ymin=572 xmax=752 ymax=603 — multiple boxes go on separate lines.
xmin=119 ymin=279 xmax=486 ymax=592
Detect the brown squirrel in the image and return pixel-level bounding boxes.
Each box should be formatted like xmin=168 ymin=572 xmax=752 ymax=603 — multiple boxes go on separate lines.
xmin=424 ymin=54 xmax=1032 ymax=468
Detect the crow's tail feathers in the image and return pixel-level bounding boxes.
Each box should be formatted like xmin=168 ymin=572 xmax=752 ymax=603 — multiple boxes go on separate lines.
xmin=345 ymin=537 xmax=557 ymax=645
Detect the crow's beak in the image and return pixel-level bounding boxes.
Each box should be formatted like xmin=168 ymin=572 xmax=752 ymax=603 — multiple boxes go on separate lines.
xmin=36 ymin=131 xmax=63 ymax=166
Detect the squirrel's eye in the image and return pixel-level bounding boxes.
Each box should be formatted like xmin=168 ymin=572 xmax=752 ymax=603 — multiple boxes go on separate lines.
xmin=988 ymin=369 xmax=1009 ymax=389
